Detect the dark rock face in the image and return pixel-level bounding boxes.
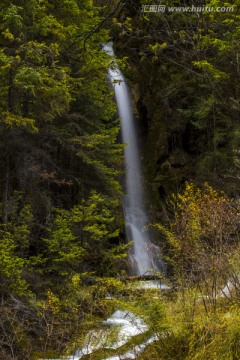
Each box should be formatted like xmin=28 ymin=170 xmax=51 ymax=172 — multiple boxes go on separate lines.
xmin=127 ymin=77 xmax=198 ymax=210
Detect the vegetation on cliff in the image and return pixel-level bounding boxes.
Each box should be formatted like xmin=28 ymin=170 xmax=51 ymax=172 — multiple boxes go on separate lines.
xmin=112 ymin=0 xmax=240 ymax=201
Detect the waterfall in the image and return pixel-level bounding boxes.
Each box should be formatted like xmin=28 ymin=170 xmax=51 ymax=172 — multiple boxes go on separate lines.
xmin=46 ymin=44 xmax=165 ymax=360
xmin=103 ymin=43 xmax=159 ymax=275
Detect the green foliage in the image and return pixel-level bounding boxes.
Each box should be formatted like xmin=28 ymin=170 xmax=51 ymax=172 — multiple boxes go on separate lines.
xmin=193 ymin=60 xmax=229 ymax=80
xmin=2 ymin=112 xmax=38 ymax=132
xmin=0 ymin=232 xmax=28 ymax=297
xmin=43 ymin=210 xmax=85 ymax=276
xmin=2 ymin=4 xmax=23 ymax=35
xmin=74 ymin=125 xmax=124 ymax=194
xmin=41 ymin=191 xmax=126 ymax=282
xmin=0 ymin=1 xmax=126 ymax=357
xmin=136 ymin=292 xmax=240 ymax=360
xmin=0 ymin=0 xmax=114 ymax=128
xmin=115 ymin=0 xmax=240 ymax=189
xmin=0 ymin=194 xmax=33 ymax=297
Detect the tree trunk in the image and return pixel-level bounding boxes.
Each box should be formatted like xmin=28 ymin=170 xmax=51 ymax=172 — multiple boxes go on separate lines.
xmin=2 ymin=156 xmax=10 ymax=223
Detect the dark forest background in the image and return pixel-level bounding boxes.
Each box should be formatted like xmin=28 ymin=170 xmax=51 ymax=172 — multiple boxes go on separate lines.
xmin=0 ymin=1 xmax=240 ymax=359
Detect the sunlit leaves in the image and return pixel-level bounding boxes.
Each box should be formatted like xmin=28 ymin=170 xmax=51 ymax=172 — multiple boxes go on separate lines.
xmin=73 ymin=126 xmax=124 ymax=194
xmin=193 ymin=60 xmax=229 ymax=80
xmin=2 ymin=112 xmax=38 ymax=132
xmin=0 ymin=196 xmax=33 ymax=297
xmin=18 ymin=41 xmax=60 ymax=66
xmin=0 ymin=233 xmax=28 ymax=296
xmin=155 ymin=182 xmax=240 ymax=289
xmin=1 ymin=4 xmax=23 ymax=35
xmin=42 ymin=191 xmax=125 ymax=279
xmin=43 ymin=210 xmax=85 ymax=276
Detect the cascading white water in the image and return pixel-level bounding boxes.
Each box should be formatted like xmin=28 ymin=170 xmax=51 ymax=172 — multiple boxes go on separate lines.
xmin=103 ymin=43 xmax=159 ymax=275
